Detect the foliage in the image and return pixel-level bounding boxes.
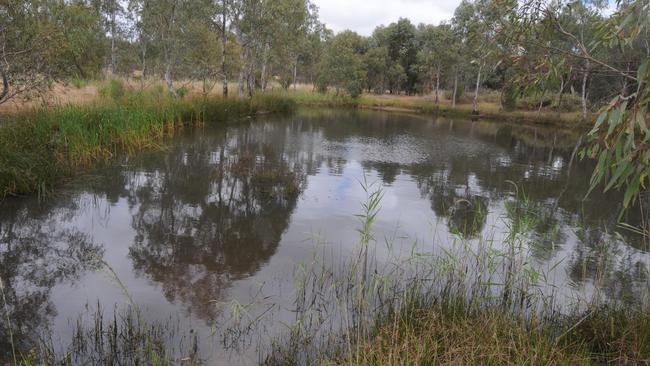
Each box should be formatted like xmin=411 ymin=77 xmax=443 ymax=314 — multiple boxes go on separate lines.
xmin=317 ymin=31 xmax=368 ymax=98
xmin=581 ymin=1 xmax=650 ymax=209
xmin=98 ymin=79 xmax=126 ymax=101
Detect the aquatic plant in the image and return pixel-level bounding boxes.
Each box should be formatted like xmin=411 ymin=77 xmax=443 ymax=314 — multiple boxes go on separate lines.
xmin=0 ymin=91 xmax=296 ymax=200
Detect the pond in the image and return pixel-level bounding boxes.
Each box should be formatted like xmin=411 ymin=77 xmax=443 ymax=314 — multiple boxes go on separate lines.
xmin=1 ymin=108 xmax=647 ymax=364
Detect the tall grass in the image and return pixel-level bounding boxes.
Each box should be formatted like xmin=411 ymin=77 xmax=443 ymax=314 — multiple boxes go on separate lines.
xmin=7 ymin=179 xmax=650 ymax=364
xmin=0 ymin=87 xmax=295 ymax=199
xmin=260 ymin=181 xmax=650 ymax=365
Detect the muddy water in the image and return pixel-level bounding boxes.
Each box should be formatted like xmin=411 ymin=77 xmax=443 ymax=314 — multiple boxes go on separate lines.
xmin=0 ymin=108 xmax=647 ymax=363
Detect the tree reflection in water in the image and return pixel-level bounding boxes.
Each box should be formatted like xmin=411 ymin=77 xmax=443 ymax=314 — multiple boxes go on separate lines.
xmin=0 ymin=198 xmax=104 ymax=361
xmin=124 ymin=126 xmax=307 ymax=321
xmin=1 ymin=110 xmax=650 ymax=363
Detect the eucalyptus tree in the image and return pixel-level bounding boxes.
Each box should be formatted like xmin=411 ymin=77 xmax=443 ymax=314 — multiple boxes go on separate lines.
xmin=216 ymin=0 xmax=231 ymax=96
xmin=364 ymin=46 xmax=390 ymax=93
xmin=385 ymin=18 xmax=418 ymax=94
xmin=416 ymin=23 xmax=456 ymax=104
xmin=0 ymin=0 xmax=105 ymax=106
xmin=505 ymin=0 xmax=650 ymax=209
xmin=128 ymin=0 xmax=156 ymax=89
xmin=99 ymin=0 xmax=125 ymax=75
xmin=453 ymin=0 xmax=513 ymax=114
xmin=317 ymin=31 xmax=368 ymax=97
xmin=139 ymin=0 xmax=193 ymax=97
xmin=263 ymin=0 xmax=311 ymax=90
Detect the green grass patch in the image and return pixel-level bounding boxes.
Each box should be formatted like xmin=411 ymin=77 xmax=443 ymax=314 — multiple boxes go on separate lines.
xmin=0 ymin=91 xmax=296 ymax=199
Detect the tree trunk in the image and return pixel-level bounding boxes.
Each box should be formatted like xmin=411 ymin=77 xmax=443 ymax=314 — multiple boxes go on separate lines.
xmin=473 ymin=63 xmax=482 ymax=114
xmin=435 ymin=66 xmax=441 ymax=105
xmin=0 ymin=69 xmax=8 ymax=104
xmin=452 ymin=71 xmax=458 ymax=108
xmin=261 ymin=43 xmax=269 ymax=91
xmin=221 ymin=0 xmax=228 ymax=97
xmin=140 ymin=44 xmax=147 ymax=91
xmin=556 ymin=75 xmax=564 ymax=112
xmin=292 ymin=62 xmax=298 ymax=91
xmin=165 ymin=62 xmax=176 ymax=97
xmin=581 ymin=60 xmax=589 ymax=119
xmin=110 ymin=11 xmax=117 ymax=75
xmin=238 ymin=41 xmax=247 ymax=98
xmin=261 ymin=59 xmax=267 ymax=91
xmin=162 ymin=0 xmax=178 ymax=97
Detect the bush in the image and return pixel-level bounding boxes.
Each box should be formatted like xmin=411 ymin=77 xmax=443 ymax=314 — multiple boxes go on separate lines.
xmin=518 ymin=92 xmax=583 ymax=112
xmin=98 ymin=79 xmax=125 ymax=101
xmin=345 ymin=79 xmax=364 ymax=98
xmin=478 ymin=89 xmax=501 ymax=103
xmin=552 ymin=93 xmax=582 ymax=112
xmin=518 ymin=93 xmax=553 ymax=111
xmin=176 ymin=86 xmax=189 ymax=99
xmin=70 ymin=78 xmax=88 ymax=89
xmin=315 ymin=74 xmax=329 ymax=94
xmin=501 ymin=85 xmax=519 ymax=111
xmin=444 ymin=87 xmax=464 ymax=102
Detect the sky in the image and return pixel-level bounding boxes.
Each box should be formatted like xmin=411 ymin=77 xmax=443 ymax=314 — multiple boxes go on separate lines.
xmin=311 ymin=0 xmax=463 ymax=36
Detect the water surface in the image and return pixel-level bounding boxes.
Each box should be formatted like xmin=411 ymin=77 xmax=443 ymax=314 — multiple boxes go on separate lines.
xmin=1 ymin=108 xmax=647 ymax=363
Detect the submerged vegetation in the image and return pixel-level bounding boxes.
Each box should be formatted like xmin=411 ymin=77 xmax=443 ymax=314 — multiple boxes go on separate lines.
xmin=0 ymin=83 xmax=295 ymax=199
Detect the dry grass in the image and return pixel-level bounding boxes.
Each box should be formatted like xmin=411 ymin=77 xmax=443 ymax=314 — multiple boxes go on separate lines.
xmin=345 ymin=307 xmax=586 ymax=366
xmin=0 ymin=81 xmax=589 ymax=128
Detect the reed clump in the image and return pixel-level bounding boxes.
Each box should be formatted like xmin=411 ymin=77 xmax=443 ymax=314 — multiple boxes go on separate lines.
xmin=261 ymin=181 xmax=650 ymax=365
xmin=0 ymin=86 xmax=295 ymax=200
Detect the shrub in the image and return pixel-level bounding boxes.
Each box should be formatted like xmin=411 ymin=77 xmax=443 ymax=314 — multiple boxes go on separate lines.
xmin=518 ymin=93 xmax=553 ymax=111
xmin=444 ymin=87 xmax=464 ymax=102
xmin=70 ymin=78 xmax=88 ymax=89
xmin=552 ymin=93 xmax=582 ymax=112
xmin=98 ymin=79 xmax=125 ymax=101
xmin=176 ymin=86 xmax=189 ymax=99
xmin=501 ymin=85 xmax=519 ymax=111
xmin=479 ymin=89 xmax=501 ymax=103
xmin=315 ymin=74 xmax=329 ymax=94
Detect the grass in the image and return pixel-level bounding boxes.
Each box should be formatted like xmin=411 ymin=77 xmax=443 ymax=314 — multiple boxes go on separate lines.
xmin=260 ymin=181 xmax=650 ymax=365
xmin=4 ymin=178 xmax=649 ymax=365
xmin=267 ymin=89 xmax=592 ymax=128
xmin=0 ymin=84 xmax=295 ymax=199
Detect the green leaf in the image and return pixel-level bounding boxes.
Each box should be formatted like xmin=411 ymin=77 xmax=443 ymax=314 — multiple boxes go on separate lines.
xmin=607 ymin=107 xmax=623 ymax=136
xmin=638 ymin=111 xmax=650 ymax=141
xmin=589 ymin=111 xmax=608 ymax=135
xmin=605 ymin=162 xmax=629 ymax=192
xmin=623 ymin=176 xmax=641 ymax=208
xmin=638 ymin=61 xmax=648 ymax=82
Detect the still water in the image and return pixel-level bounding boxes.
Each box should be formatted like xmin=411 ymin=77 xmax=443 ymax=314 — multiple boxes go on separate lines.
xmin=1 ymin=108 xmax=648 ymax=363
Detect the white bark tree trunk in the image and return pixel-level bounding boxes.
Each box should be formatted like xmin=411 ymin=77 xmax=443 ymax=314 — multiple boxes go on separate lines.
xmin=110 ymin=12 xmax=117 ymax=75
xmin=435 ymin=65 xmax=441 ymax=105
xmin=473 ymin=63 xmax=482 ymax=114
xmin=221 ymin=0 xmax=228 ymax=97
xmin=452 ymin=71 xmax=458 ymax=108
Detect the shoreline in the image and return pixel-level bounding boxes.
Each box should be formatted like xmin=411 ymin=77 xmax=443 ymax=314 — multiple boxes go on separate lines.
xmin=0 ymin=88 xmax=593 ymax=201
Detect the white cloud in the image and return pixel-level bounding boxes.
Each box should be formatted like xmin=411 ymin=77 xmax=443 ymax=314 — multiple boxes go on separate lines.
xmin=312 ymin=0 xmax=462 ymax=36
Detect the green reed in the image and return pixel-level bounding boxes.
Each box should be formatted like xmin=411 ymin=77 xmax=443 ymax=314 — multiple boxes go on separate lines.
xmin=260 ymin=181 xmax=650 ymax=365
xmin=0 ymin=89 xmax=295 ymax=200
